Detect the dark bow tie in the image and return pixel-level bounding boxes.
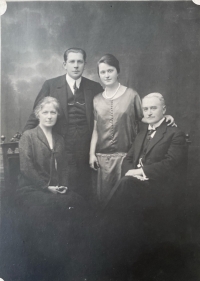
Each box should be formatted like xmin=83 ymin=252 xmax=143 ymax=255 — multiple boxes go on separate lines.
xmin=148 ymin=128 xmax=156 ymax=133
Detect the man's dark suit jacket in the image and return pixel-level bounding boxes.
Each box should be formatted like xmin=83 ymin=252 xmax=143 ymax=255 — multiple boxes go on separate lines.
xmin=122 ymin=121 xmax=187 ymax=185
xmin=103 ymin=121 xmax=187 ymax=211
xmin=24 ymin=75 xmax=103 ymax=137
xmin=103 ymin=121 xmax=187 ymax=264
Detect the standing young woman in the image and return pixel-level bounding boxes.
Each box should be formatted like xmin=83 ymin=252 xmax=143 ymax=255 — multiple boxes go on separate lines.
xmin=89 ymin=54 xmax=143 ymax=206
xmin=90 ymin=54 xmax=174 ymax=207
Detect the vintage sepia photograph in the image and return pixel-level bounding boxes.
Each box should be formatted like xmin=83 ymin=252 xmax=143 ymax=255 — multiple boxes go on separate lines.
xmin=1 ymin=1 xmax=200 ymax=280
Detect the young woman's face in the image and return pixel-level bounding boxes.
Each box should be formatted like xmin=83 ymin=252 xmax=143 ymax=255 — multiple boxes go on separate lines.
xmin=98 ymin=63 xmax=118 ymax=87
xmin=38 ymin=103 xmax=58 ymax=128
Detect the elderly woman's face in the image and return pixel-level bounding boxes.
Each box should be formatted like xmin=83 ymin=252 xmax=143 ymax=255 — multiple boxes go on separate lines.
xmin=38 ymin=103 xmax=58 ymax=128
xmin=99 ymin=63 xmax=118 ymax=87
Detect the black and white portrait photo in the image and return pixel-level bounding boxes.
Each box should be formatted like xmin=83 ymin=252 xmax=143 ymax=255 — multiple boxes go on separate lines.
xmin=1 ymin=1 xmax=200 ymax=280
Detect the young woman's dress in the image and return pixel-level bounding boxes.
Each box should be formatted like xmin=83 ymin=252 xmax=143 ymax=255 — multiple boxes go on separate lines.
xmin=93 ymin=88 xmax=143 ymax=205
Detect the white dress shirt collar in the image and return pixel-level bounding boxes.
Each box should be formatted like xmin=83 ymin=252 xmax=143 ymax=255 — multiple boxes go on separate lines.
xmin=148 ymin=117 xmax=165 ymax=130
xmin=139 ymin=117 xmax=165 ymax=179
xmin=66 ymin=74 xmax=82 ymax=94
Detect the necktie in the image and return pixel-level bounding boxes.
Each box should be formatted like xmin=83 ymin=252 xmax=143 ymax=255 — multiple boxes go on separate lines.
xmin=147 ymin=128 xmax=156 ymax=140
xmin=73 ymin=81 xmax=78 ymax=94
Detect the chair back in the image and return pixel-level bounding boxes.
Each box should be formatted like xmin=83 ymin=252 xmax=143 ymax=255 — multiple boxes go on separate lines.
xmin=1 ymin=135 xmax=20 ymax=193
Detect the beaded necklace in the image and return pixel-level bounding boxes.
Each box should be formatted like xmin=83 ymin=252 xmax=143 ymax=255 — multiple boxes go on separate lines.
xmin=104 ymin=83 xmax=121 ymax=100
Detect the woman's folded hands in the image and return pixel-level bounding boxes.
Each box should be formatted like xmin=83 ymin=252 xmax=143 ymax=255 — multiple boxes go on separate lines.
xmin=48 ymin=185 xmax=68 ymax=194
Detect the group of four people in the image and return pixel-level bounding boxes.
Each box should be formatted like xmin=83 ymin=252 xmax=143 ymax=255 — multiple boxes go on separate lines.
xmin=17 ymin=47 xmax=186 ymax=280
xmin=21 ymin=48 xmax=175 ymax=205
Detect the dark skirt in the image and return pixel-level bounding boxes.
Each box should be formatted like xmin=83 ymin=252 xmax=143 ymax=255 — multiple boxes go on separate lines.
xmin=15 ymin=186 xmax=91 ymax=280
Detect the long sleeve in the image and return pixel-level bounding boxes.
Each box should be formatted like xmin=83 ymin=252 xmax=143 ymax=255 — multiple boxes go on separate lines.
xmin=23 ymin=81 xmax=50 ymax=132
xmin=143 ymin=131 xmax=186 ymax=181
xmin=134 ymin=93 xmax=143 ymax=122
xmin=19 ymin=132 xmax=48 ymax=189
xmin=133 ymin=93 xmax=143 ymax=136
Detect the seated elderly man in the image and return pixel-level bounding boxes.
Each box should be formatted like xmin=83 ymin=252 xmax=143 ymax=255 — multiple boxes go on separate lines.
xmin=122 ymin=92 xmax=186 ymax=183
xmin=103 ymin=93 xmax=187 ymax=254
xmin=106 ymin=92 xmax=186 ymax=206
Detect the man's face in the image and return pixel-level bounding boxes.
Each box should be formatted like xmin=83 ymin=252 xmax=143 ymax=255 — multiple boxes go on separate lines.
xmin=142 ymin=97 xmax=166 ymax=125
xmin=63 ymin=52 xmax=85 ymax=80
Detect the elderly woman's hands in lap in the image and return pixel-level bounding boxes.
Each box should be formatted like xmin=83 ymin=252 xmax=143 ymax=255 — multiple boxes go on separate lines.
xmin=48 ymin=186 xmax=68 ymax=195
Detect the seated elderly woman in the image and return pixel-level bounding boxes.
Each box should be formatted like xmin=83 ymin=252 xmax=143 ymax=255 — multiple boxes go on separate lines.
xmin=16 ymin=97 xmax=89 ymax=280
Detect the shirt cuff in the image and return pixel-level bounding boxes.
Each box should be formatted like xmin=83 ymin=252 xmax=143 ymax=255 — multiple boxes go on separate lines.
xmin=141 ymin=168 xmax=149 ymax=180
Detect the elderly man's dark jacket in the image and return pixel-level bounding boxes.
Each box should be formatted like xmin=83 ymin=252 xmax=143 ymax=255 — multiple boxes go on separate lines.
xmin=19 ymin=126 xmax=67 ymax=189
xmin=23 ymin=75 xmax=103 ymax=137
xmin=103 ymin=122 xmax=187 ymax=264
xmin=122 ymin=121 xmax=187 ymax=185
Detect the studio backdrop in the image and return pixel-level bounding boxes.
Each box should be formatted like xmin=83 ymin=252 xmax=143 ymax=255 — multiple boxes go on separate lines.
xmin=1 ymin=1 xmax=200 ymax=185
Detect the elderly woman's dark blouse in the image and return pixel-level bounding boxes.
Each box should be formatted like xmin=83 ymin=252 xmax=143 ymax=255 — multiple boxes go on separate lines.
xmin=18 ymin=125 xmax=67 ymax=190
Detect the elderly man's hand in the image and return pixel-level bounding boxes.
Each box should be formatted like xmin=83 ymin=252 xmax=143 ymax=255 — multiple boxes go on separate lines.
xmin=125 ymin=168 xmax=143 ymax=177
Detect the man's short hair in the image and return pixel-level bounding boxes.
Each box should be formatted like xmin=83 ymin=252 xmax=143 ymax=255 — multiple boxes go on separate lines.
xmin=63 ymin=48 xmax=86 ymax=62
xmin=142 ymin=92 xmax=166 ymax=107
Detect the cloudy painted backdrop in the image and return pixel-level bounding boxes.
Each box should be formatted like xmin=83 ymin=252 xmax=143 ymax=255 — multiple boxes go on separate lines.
xmin=1 ymin=1 xmax=200 ymax=184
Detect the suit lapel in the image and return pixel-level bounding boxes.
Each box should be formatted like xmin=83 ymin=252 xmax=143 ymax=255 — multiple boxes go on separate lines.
xmin=134 ymin=124 xmax=148 ymax=165
xmin=37 ymin=126 xmax=50 ymax=150
xmin=56 ymin=75 xmax=68 ymax=120
xmin=145 ymin=121 xmax=167 ymax=155
xmin=37 ymin=126 xmax=60 ymax=152
xmin=81 ymin=77 xmax=93 ymax=132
